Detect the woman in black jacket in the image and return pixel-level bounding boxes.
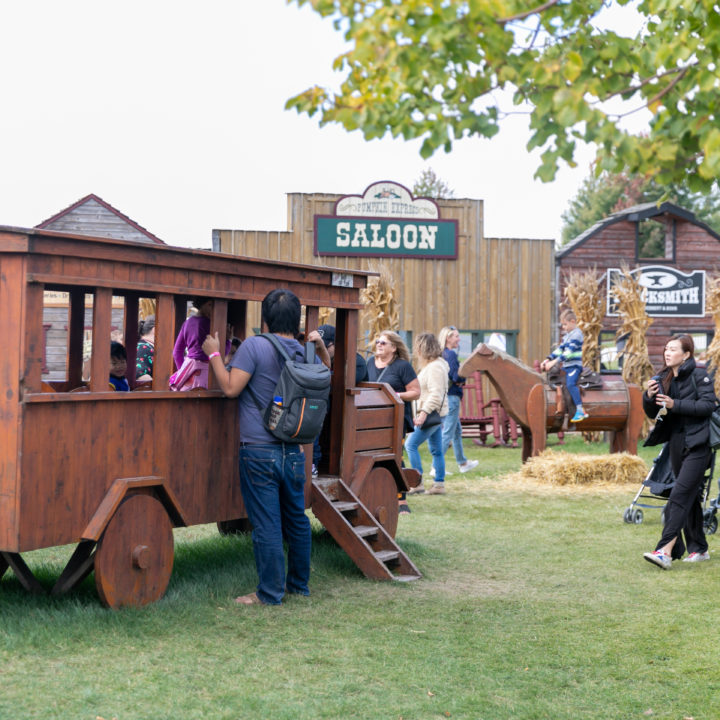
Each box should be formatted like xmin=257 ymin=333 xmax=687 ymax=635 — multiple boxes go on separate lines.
xmin=643 ymin=334 xmax=718 ymax=569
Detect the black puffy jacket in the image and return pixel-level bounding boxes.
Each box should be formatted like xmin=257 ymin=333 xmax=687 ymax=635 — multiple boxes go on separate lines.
xmin=643 ymin=357 xmax=718 ymax=449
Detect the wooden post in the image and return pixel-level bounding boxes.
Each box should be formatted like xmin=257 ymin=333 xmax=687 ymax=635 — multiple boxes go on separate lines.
xmin=90 ymin=288 xmax=112 ymax=392
xmin=22 ymin=282 xmax=44 ymax=393
xmin=209 ymin=299 xmax=227 ymax=390
xmin=154 ymin=293 xmax=178 ymax=389
xmin=0 ymin=254 xmax=23 ymax=549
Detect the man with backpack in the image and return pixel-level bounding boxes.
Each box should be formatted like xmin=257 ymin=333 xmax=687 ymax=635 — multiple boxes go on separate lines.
xmin=203 ymin=288 xmax=329 ymax=606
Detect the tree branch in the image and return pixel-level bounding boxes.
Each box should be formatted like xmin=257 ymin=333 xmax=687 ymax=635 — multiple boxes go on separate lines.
xmin=497 ymin=0 xmax=562 ymax=25
xmin=598 ymin=62 xmax=696 ymax=104
xmin=646 ymin=65 xmax=689 ymax=108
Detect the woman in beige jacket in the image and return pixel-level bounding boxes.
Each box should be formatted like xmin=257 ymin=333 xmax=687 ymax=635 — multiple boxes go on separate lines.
xmin=405 ymin=333 xmax=449 ymax=495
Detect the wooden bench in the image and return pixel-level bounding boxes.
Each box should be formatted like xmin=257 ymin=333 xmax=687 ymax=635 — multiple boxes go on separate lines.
xmin=459 ymin=371 xmax=519 ymax=447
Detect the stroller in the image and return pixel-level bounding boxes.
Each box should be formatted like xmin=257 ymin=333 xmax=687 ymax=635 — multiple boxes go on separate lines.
xmin=622 ymin=443 xmax=718 ymax=535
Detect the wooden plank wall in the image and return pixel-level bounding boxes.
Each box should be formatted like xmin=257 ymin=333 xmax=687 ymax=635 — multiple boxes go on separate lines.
xmin=214 ymin=192 xmax=555 ymax=372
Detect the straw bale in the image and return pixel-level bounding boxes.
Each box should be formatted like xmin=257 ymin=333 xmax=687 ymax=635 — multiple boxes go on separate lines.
xmin=505 ymin=449 xmax=648 ymax=486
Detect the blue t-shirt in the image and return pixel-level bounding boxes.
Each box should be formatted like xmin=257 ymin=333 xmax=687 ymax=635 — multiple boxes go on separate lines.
xmin=230 ymin=334 xmax=307 ymax=444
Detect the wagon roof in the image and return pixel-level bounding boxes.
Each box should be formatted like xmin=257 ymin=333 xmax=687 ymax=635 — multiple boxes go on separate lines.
xmin=0 ymin=224 xmax=376 ymax=278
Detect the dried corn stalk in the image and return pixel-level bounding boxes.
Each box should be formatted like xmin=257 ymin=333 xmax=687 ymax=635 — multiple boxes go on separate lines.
xmin=613 ymin=265 xmax=654 ymax=433
xmin=318 ymin=307 xmax=333 ymax=326
xmin=563 ymin=268 xmax=604 ymax=372
xmin=360 ymin=263 xmax=399 ymax=352
xmin=706 ymin=273 xmax=720 ymax=397
xmin=563 ymin=268 xmax=605 ymax=443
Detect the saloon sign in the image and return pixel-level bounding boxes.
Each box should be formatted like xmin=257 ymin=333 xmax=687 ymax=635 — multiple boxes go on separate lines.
xmin=314 ymin=181 xmax=458 ymax=259
xmin=607 ymin=266 xmax=705 ymax=317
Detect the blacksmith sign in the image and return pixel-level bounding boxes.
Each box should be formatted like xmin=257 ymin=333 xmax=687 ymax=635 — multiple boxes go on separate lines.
xmin=314 ymin=181 xmax=458 ymax=259
xmin=606 ymin=266 xmax=705 ymax=317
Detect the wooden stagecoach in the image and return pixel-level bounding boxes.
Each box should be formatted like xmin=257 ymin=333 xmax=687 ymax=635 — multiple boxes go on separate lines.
xmin=0 ymin=226 xmax=420 ymax=608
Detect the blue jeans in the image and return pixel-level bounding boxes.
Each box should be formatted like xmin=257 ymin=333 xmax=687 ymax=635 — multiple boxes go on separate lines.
xmin=238 ymin=443 xmax=311 ymax=605
xmin=565 ymin=365 xmax=582 ymax=407
xmin=405 ymin=422 xmax=445 ymax=481
xmin=441 ymin=394 xmax=467 ymax=465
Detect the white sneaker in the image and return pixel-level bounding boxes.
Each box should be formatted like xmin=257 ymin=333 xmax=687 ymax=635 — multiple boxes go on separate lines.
xmin=683 ymin=551 xmax=710 ymax=562
xmin=643 ymin=550 xmax=672 ymax=569
xmin=458 ymin=460 xmax=479 ymax=474
xmin=429 ymin=467 xmax=451 ymax=479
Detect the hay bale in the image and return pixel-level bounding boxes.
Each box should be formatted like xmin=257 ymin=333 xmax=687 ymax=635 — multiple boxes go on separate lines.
xmin=507 ymin=450 xmax=648 ymax=486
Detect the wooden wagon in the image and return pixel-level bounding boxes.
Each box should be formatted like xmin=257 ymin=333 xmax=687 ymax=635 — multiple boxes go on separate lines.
xmin=0 ymin=226 xmax=420 ymax=608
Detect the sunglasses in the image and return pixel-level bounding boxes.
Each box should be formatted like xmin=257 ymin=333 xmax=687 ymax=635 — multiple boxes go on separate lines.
xmin=375 ymin=339 xmax=389 ymax=346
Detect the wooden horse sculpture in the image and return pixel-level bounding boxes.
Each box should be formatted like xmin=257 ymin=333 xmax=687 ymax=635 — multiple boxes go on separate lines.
xmin=459 ymin=344 xmax=645 ymax=462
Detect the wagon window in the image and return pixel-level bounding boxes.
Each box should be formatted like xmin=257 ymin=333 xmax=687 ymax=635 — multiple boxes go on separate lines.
xmin=42 ymin=289 xmax=72 ymax=384
xmin=599 ymin=330 xmax=622 ymax=373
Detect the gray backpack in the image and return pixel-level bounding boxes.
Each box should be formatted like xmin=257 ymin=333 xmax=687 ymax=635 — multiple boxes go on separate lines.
xmin=247 ymin=333 xmax=331 ymax=444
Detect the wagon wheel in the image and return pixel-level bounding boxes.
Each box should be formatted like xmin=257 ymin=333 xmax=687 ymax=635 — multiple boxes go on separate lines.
xmin=94 ymin=494 xmax=174 ymax=609
xmin=217 ymin=518 xmax=253 ymax=535
xmin=354 ymin=466 xmax=399 ymax=539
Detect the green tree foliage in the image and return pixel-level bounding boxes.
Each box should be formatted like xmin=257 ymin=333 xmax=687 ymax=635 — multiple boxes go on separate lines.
xmin=412 ymin=167 xmax=454 ymax=199
xmin=561 ymin=169 xmax=720 ymax=245
xmin=287 ymin=1 xmax=720 ymax=189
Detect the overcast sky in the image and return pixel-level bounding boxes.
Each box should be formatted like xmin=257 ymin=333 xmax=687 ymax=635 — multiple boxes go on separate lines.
xmin=0 ymin=1 xmax=644 ymax=249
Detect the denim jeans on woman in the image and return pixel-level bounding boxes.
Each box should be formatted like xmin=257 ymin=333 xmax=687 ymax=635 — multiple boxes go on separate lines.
xmin=238 ymin=443 xmax=311 ymax=604
xmin=441 ymin=394 xmax=468 ymax=466
xmin=405 ymin=422 xmax=445 ymax=481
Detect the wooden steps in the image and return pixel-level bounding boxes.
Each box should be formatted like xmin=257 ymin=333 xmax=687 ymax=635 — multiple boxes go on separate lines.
xmin=311 ymin=477 xmax=421 ymax=582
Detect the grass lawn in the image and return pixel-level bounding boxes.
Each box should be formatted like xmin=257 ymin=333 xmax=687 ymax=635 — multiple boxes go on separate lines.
xmin=2 ymin=434 xmax=719 ymax=720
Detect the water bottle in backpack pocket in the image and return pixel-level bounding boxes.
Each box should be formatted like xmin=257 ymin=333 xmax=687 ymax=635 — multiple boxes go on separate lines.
xmin=248 ymin=334 xmax=331 ymax=444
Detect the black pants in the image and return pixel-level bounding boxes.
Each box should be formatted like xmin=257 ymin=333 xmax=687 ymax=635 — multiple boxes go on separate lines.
xmin=656 ymin=433 xmax=711 ymax=558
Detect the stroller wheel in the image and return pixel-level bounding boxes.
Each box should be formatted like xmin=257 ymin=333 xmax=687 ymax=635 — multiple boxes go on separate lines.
xmin=623 ymin=508 xmax=633 ymax=523
xmin=631 ymin=508 xmax=644 ymax=524
xmin=703 ymin=509 xmax=718 ymax=535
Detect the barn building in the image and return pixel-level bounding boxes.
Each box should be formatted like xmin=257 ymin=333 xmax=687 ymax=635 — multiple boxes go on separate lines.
xmin=557 ymin=202 xmax=720 ymax=367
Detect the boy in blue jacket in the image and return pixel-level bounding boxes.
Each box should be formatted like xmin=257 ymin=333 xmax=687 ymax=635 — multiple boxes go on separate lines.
xmin=541 ymin=310 xmax=586 ymax=422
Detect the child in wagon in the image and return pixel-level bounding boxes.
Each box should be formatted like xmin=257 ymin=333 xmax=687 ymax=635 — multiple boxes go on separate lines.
xmin=540 ymin=310 xmax=587 ymax=423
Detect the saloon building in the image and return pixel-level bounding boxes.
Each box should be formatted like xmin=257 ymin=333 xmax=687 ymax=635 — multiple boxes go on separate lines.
xmin=557 ymin=201 xmax=720 ymax=367
xmin=213 ymin=181 xmax=555 ymax=368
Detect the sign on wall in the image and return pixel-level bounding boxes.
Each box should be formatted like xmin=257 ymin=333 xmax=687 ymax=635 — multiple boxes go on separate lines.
xmin=314 ymin=181 xmax=458 ymax=259
xmin=606 ymin=266 xmax=705 ymax=317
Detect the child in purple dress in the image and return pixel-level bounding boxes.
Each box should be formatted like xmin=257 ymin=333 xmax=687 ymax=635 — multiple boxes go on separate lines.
xmin=169 ymin=298 xmax=212 ymax=391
